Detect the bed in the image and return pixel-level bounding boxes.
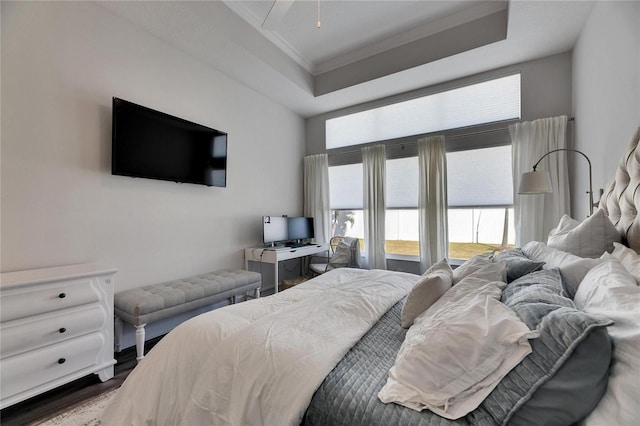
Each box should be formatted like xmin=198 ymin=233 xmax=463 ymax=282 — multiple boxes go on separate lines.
xmin=101 ymin=127 xmax=640 ymax=426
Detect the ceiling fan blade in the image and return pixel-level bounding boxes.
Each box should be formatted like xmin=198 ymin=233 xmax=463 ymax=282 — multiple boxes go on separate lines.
xmin=262 ymin=0 xmax=295 ymax=30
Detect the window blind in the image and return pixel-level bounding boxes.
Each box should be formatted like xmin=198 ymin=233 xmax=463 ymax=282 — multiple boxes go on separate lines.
xmin=387 ymin=157 xmax=418 ymax=208
xmin=326 ymin=74 xmax=521 ymax=150
xmin=329 ymin=163 xmax=363 ymax=210
xmin=329 ymin=146 xmax=513 ymax=210
xmin=447 ymin=145 xmax=513 ymax=207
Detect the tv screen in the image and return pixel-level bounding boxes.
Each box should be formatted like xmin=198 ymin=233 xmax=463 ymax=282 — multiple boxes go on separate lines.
xmin=112 ymin=97 xmax=227 ymax=187
xmin=287 ymin=217 xmax=314 ymax=241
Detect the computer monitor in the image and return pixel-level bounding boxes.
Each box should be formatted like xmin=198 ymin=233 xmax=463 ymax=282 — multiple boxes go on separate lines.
xmin=287 ymin=217 xmax=314 ymax=242
xmin=262 ymin=216 xmax=288 ymax=246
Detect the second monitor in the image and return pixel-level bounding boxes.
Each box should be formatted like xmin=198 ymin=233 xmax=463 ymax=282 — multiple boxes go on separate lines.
xmin=287 ymin=217 xmax=314 ymax=245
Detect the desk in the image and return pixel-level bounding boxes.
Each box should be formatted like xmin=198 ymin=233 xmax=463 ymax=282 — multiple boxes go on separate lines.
xmin=244 ymin=243 xmax=329 ymax=293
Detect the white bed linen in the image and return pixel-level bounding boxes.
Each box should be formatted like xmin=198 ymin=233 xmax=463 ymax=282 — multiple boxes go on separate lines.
xmin=100 ymin=268 xmax=418 ymax=426
xmin=379 ymin=275 xmax=536 ymax=420
xmin=575 ymin=255 xmax=640 ymax=425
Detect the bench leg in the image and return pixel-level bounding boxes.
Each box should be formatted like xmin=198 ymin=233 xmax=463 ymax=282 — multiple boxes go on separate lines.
xmin=114 ymin=317 xmax=124 ymax=352
xmin=135 ymin=323 xmax=147 ymax=363
xmin=255 ymin=287 xmax=260 ymax=298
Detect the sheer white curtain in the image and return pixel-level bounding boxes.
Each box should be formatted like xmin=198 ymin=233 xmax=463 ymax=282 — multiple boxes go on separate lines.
xmin=418 ymin=136 xmax=449 ymax=273
xmin=362 ymin=145 xmax=386 ymax=270
xmin=303 ymin=154 xmax=331 ymax=243
xmin=510 ymin=115 xmax=570 ymax=245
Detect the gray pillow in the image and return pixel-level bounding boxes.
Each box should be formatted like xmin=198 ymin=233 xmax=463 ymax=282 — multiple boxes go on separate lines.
xmin=509 ymin=327 xmax=611 ymax=425
xmin=400 ymin=258 xmax=452 ymax=329
xmin=493 ymin=248 xmax=545 ymax=283
xmin=470 ymin=269 xmax=612 ymax=426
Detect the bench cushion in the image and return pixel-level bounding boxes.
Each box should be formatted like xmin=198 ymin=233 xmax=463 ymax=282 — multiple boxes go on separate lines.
xmin=114 ymin=270 xmax=261 ymax=326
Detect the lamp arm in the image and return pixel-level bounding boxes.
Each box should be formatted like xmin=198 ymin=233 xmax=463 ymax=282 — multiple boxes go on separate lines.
xmin=532 ymin=148 xmax=595 ymax=215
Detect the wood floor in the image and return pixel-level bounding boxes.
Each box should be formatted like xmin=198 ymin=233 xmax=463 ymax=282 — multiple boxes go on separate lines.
xmin=0 ymin=336 xmax=163 ymax=426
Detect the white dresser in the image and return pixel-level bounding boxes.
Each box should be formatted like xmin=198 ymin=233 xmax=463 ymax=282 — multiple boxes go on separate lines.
xmin=0 ymin=263 xmax=117 ymax=409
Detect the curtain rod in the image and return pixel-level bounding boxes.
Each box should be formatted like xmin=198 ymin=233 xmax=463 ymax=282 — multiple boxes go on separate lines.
xmin=327 ymin=117 xmax=575 ymax=157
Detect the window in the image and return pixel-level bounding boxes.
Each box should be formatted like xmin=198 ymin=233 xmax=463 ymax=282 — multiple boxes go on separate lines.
xmin=328 ymin=159 xmax=421 ymax=254
xmin=385 ymin=157 xmax=418 ymax=256
xmin=449 ymin=207 xmax=515 ymax=259
xmin=447 ymin=145 xmax=515 ymax=258
xmin=328 ymin=147 xmax=516 ymax=259
xmin=326 ymin=74 xmax=521 ymax=149
xmin=327 ymin=74 xmax=520 ymax=260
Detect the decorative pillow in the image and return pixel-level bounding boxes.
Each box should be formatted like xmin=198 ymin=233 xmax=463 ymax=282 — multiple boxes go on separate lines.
xmin=401 ymin=259 xmax=452 ymax=329
xmin=379 ymin=276 xmax=535 ymax=420
xmin=574 ymin=255 xmax=640 ymax=426
xmin=500 ymin=268 xmax=572 ymax=306
xmin=493 ymin=248 xmax=545 ymax=283
xmin=610 ymin=241 xmax=640 ymax=285
xmin=343 ymin=237 xmax=362 ymax=268
xmin=328 ymin=241 xmax=351 ymax=268
xmin=433 ymin=264 xmax=507 ymax=306
xmin=547 ymin=209 xmax=621 ymax=258
xmin=470 ymin=269 xmax=613 ymax=425
xmin=521 ymin=241 xmax=601 ymax=298
xmin=452 ymin=254 xmax=505 ymax=284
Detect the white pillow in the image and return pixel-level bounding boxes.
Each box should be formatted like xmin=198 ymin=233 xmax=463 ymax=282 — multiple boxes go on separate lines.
xmin=378 ymin=276 xmax=537 ymax=420
xmin=401 ymin=259 xmax=452 ymax=329
xmin=452 ymin=254 xmax=505 ymax=284
xmin=610 ymin=242 xmax=640 ymax=285
xmin=575 ymin=255 xmax=640 ymax=425
xmin=547 ymin=209 xmax=621 ymax=258
xmin=521 ymin=241 xmax=601 ymax=298
xmin=465 ymin=260 xmax=507 ymax=283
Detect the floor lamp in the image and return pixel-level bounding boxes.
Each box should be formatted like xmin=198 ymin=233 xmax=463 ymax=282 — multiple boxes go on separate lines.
xmin=518 ymin=148 xmax=600 ymax=215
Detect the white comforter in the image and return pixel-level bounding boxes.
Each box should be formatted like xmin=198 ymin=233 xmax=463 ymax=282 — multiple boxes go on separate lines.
xmin=100 ymin=268 xmax=418 ymax=426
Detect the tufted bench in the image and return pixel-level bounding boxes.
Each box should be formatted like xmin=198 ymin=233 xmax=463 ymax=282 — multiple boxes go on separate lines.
xmin=114 ymin=269 xmax=261 ymax=361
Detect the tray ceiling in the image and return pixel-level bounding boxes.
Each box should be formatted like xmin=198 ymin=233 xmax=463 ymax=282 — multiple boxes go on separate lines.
xmin=99 ymin=0 xmax=594 ymax=117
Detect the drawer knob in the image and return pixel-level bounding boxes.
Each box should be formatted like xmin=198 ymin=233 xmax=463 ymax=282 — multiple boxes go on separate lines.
xmin=58 ymin=293 xmax=66 ymax=299
xmin=59 ymin=328 xmax=67 ymax=334
xmin=57 ymin=358 xmax=66 ymax=365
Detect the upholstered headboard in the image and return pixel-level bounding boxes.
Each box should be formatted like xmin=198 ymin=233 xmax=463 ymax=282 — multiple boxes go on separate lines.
xmin=599 ymin=126 xmax=640 ymax=252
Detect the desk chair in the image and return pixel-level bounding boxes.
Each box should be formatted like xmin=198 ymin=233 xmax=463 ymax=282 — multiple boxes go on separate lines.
xmin=309 ymin=236 xmax=361 ymax=275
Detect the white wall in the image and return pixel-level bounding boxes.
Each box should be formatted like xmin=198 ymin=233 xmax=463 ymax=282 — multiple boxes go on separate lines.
xmin=572 ymin=1 xmax=640 ymax=219
xmin=1 ymin=2 xmax=305 ymax=292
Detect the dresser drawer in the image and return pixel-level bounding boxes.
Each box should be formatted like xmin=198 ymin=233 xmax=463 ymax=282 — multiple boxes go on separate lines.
xmin=0 ymin=332 xmax=104 ymax=399
xmin=0 ymin=305 xmax=106 ymax=358
xmin=0 ymin=278 xmax=101 ymax=322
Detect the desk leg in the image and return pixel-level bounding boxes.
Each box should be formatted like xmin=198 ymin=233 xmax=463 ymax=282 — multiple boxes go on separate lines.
xmin=274 ymin=261 xmax=279 ymax=293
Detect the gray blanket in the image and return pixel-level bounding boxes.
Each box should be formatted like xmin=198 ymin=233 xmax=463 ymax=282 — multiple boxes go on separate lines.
xmin=303 ymin=268 xmax=611 ymax=426
xmin=302 ymin=300 xmax=495 ymax=426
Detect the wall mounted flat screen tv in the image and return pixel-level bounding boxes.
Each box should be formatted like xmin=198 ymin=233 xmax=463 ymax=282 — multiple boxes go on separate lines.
xmin=112 ymin=97 xmax=227 ymax=187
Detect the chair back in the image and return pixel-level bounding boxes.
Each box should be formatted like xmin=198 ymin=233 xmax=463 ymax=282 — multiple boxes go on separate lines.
xmin=342 ymin=237 xmax=361 ymax=268
xmin=325 ymin=236 xmax=362 ymax=270
xmin=329 ymin=236 xmax=344 ymax=254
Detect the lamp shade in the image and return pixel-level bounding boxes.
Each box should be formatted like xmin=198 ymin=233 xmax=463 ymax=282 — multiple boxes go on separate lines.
xmin=518 ymin=171 xmax=552 ymax=194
